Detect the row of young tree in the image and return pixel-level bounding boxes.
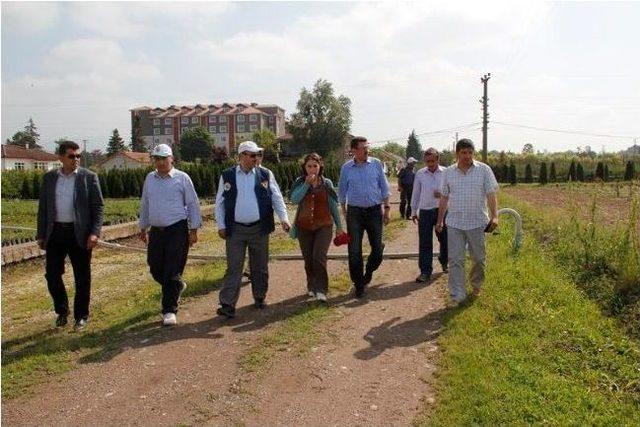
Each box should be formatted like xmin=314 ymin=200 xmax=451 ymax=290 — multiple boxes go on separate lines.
xmin=491 ymin=160 xmax=637 ymax=184
xmin=2 ymin=160 xmax=342 ymax=200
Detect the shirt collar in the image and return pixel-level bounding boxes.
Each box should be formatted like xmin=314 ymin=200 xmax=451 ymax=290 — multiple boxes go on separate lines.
xmin=236 ymin=164 xmax=256 ymax=175
xmin=424 ymin=165 xmax=443 ymax=174
xmin=58 ymin=168 xmax=78 ymax=177
xmin=351 ymin=157 xmax=371 ymax=166
xmin=154 ymin=167 xmax=176 ymax=178
xmin=452 ymin=160 xmax=478 ymax=170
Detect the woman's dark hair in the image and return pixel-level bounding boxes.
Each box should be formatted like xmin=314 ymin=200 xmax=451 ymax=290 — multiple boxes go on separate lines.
xmin=301 ymin=152 xmax=324 ymax=178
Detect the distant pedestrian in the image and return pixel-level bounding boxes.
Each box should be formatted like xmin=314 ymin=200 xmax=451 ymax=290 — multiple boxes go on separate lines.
xmin=398 ymin=157 xmax=417 ymax=219
xmin=436 ymin=139 xmax=499 ymax=305
xmin=411 ymin=148 xmax=448 ymax=283
xmin=290 ymin=153 xmax=345 ymax=303
xmin=139 ymin=144 xmax=202 ymax=326
xmin=338 ymin=136 xmax=390 ymax=298
xmin=215 ymin=141 xmax=291 ymax=318
xmin=37 ymin=140 xmax=104 ymax=330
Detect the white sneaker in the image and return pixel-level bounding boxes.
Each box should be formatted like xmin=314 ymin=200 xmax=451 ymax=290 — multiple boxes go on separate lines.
xmin=308 ymin=291 xmax=315 ymax=298
xmin=315 ymin=292 xmax=327 ymax=302
xmin=162 ymin=312 xmax=177 ymax=326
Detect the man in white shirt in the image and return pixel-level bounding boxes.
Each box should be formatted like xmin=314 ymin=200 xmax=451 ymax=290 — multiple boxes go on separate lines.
xmin=410 ymin=148 xmax=448 ymax=283
xmin=436 ymin=139 xmax=499 ymax=304
xmin=215 ymin=141 xmax=291 ymax=318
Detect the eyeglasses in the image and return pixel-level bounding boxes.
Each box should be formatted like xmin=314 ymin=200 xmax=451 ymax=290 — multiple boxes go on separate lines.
xmin=256 ymin=152 xmax=263 ymax=157
xmin=243 ymin=152 xmax=259 ymax=158
xmin=67 ymin=154 xmax=82 ymax=159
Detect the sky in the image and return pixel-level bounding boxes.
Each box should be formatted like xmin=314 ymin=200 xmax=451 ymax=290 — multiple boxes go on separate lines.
xmin=2 ymin=1 xmax=639 ymax=155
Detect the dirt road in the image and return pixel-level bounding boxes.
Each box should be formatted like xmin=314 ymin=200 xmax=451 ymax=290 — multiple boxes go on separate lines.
xmin=3 ymin=214 xmax=447 ymax=426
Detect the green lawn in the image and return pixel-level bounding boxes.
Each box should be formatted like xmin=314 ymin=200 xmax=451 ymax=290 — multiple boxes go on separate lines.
xmin=1 ymin=198 xmax=142 ymax=244
xmin=416 ymin=216 xmax=640 ymax=425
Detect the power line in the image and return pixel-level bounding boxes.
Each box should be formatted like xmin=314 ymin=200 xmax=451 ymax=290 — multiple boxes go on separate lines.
xmin=369 ymin=122 xmax=480 ymax=145
xmin=492 ymin=121 xmax=638 ymax=140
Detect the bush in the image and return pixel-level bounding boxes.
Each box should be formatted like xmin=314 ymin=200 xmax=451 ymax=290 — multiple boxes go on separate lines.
xmin=539 ymin=162 xmax=548 ymax=185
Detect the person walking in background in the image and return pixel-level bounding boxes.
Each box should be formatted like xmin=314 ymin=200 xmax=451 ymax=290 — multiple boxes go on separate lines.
xmin=411 ymin=148 xmax=448 ymax=283
xmin=338 ymin=136 xmax=390 ymax=299
xmin=436 ymin=139 xmax=499 ymax=305
xmin=289 ymin=153 xmax=345 ymax=303
xmin=139 ymin=144 xmax=202 ymax=326
xmin=398 ymin=157 xmax=417 ymax=219
xmin=37 ymin=140 xmax=104 ymax=330
xmin=215 ymin=141 xmax=290 ymax=318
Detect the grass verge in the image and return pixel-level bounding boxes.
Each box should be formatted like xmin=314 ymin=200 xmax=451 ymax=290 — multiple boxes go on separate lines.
xmin=416 ymin=219 xmax=640 ymax=425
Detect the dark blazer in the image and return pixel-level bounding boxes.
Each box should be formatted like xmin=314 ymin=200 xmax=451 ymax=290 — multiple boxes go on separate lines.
xmin=37 ymin=167 xmax=105 ymax=248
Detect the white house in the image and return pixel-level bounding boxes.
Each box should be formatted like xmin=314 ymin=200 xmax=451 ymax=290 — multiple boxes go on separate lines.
xmin=1 ymin=144 xmax=61 ymax=171
xmin=97 ymin=151 xmax=151 ymax=171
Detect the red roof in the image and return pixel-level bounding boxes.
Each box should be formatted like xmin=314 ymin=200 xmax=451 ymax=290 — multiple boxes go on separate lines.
xmin=1 ymin=144 xmax=59 ymax=161
xmin=95 ymin=151 xmax=151 ymax=168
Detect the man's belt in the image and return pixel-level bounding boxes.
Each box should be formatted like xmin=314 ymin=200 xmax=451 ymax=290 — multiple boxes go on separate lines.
xmin=347 ymin=204 xmax=381 ymax=212
xmin=150 ymin=219 xmax=187 ymax=231
xmin=234 ymin=220 xmax=260 ymax=227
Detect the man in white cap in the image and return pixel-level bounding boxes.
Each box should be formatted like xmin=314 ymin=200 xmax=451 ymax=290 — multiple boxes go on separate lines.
xmin=139 ymin=144 xmax=202 ymax=326
xmin=398 ymin=156 xmax=418 ymax=220
xmin=215 ymin=141 xmax=290 ymax=318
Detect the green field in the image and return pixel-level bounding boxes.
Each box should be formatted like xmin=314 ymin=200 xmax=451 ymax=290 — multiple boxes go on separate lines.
xmin=1 ymin=198 xmax=142 ymax=244
xmin=417 ymin=183 xmax=640 ymax=425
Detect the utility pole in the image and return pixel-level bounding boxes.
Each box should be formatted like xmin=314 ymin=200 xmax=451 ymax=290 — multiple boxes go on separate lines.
xmin=480 ymin=73 xmax=491 ymax=163
xmin=82 ymin=139 xmax=87 ymax=168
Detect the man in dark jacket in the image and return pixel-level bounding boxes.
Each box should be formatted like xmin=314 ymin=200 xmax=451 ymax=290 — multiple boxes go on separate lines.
xmin=398 ymin=157 xmax=417 ymax=219
xmin=37 ymin=140 xmax=104 ymax=330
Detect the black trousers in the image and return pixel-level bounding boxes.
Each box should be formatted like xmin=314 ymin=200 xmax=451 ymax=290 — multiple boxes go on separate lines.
xmin=147 ymin=220 xmax=189 ymax=314
xmin=346 ymin=205 xmax=385 ymax=287
xmin=399 ymin=186 xmax=413 ymax=219
xmin=45 ymin=223 xmax=92 ymax=321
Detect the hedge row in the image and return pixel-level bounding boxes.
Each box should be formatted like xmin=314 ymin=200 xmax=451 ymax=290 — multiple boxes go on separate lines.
xmin=1 ymin=160 xmax=342 ymax=200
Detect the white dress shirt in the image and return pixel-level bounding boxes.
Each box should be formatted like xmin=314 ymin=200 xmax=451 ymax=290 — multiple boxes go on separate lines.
xmin=55 ymin=169 xmax=77 ymax=222
xmin=411 ymin=165 xmax=445 ymax=217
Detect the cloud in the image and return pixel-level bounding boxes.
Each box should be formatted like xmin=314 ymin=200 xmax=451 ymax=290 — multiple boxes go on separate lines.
xmin=1 ymin=2 xmax=60 ymax=35
xmin=67 ymin=2 xmax=234 ymax=39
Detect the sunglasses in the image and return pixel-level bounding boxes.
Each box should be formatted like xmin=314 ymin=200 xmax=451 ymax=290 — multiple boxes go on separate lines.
xmin=67 ymin=154 xmax=82 ymax=159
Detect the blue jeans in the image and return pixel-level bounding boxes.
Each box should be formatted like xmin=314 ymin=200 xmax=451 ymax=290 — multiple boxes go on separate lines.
xmin=418 ymin=208 xmax=448 ymax=276
xmin=346 ymin=205 xmax=385 ymax=286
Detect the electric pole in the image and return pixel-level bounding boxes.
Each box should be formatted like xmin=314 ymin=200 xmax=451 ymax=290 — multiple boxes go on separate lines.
xmin=82 ymin=139 xmax=87 ymax=168
xmin=480 ymin=73 xmax=491 ymax=163
xmin=453 ymin=132 xmax=458 ymax=151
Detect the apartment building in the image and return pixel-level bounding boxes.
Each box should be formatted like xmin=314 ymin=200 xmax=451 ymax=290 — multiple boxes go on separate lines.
xmin=131 ymin=103 xmax=286 ymax=154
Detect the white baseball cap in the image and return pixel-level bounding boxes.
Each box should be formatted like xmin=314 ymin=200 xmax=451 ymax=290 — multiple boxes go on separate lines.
xmin=237 ymin=140 xmax=264 ymax=154
xmin=151 ymin=144 xmax=173 ymax=157
xmin=407 ymin=157 xmax=418 ymax=163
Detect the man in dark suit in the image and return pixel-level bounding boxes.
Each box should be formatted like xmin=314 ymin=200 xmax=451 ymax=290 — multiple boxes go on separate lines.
xmin=37 ymin=140 xmax=104 ymax=330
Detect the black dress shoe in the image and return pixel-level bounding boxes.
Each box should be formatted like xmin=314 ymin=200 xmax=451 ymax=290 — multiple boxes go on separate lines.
xmin=354 ymin=284 xmax=366 ymax=299
xmin=441 ymin=263 xmax=448 ymax=273
xmin=216 ymin=305 xmax=235 ymax=318
xmin=55 ymin=315 xmax=68 ymax=327
xmin=254 ymin=298 xmax=266 ymax=309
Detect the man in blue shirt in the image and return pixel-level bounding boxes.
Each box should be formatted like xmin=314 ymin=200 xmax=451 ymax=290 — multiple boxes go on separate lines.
xmin=338 ymin=136 xmax=390 ymax=298
xmin=139 ymin=144 xmax=202 ymax=326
